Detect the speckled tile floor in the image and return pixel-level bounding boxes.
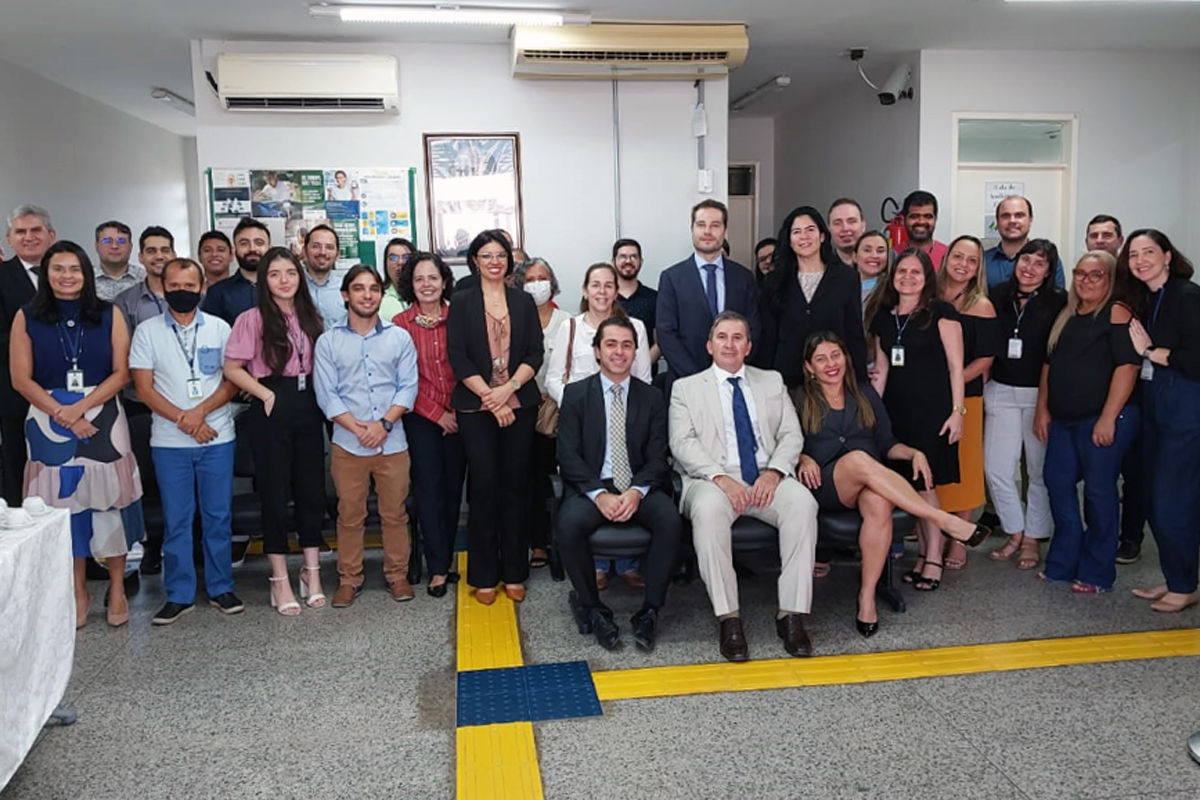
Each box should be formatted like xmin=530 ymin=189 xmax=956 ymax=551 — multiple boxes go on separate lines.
xmin=7 ymin=535 xmax=1200 ymax=800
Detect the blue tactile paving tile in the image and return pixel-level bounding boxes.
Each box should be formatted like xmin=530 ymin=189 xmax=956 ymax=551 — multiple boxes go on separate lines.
xmin=457 ymin=661 xmax=603 ymax=727
xmin=525 ymin=661 xmax=603 ymax=723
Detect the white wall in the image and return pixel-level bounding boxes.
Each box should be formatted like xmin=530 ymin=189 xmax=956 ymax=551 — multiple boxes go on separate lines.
xmin=728 ymin=115 xmax=776 ymax=240
xmin=773 ymin=60 xmax=920 ymax=236
xmin=0 ymin=57 xmax=190 ymax=257
xmin=919 ymin=49 xmax=1200 ymax=261
xmin=192 ymin=40 xmax=728 ymax=304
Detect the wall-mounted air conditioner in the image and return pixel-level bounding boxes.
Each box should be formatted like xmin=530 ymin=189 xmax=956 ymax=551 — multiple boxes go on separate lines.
xmin=512 ymin=24 xmax=749 ymax=80
xmin=216 ymin=53 xmax=399 ymax=113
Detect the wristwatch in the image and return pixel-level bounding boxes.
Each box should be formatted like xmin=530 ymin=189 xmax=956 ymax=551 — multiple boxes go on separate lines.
xmin=954 ymin=405 xmax=967 ymax=416
xmin=1142 ymin=346 xmax=1156 ymax=359
xmin=510 ymin=378 xmax=521 ymax=390
xmin=380 ymin=418 xmax=394 ymax=433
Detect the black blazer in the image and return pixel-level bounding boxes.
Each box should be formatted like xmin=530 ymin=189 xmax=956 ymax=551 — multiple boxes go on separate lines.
xmin=446 ymin=284 xmax=544 ymax=411
xmin=756 ymin=261 xmax=868 ymax=386
xmin=802 ymin=386 xmax=898 ymax=468
xmin=0 ymin=258 xmax=36 ymax=414
xmin=557 ymin=372 xmax=669 ymax=498
xmin=655 ymin=256 xmax=761 ymax=379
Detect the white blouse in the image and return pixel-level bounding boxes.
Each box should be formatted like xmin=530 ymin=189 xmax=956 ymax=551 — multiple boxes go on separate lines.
xmin=534 ymin=307 xmax=571 ymax=393
xmin=545 ymin=313 xmax=653 ymax=405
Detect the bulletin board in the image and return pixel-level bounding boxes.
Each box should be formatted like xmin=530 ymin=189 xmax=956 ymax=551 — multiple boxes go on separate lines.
xmin=205 ymin=167 xmax=417 ymax=269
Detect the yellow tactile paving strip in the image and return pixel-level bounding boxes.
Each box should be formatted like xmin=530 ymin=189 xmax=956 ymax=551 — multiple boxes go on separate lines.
xmin=456 ymin=722 xmax=545 ymax=800
xmin=591 ymin=628 xmax=1200 ymax=701
xmin=455 ymin=552 xmax=525 ymax=673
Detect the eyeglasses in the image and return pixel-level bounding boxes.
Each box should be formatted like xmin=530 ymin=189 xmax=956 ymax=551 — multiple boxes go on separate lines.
xmin=387 ymin=253 xmax=412 ymax=264
xmin=757 ymin=253 xmax=774 ymax=264
xmin=100 ymin=237 xmax=129 ymax=246
xmin=477 ymin=253 xmax=508 ymax=263
xmin=1072 ymin=269 xmax=1107 ymax=284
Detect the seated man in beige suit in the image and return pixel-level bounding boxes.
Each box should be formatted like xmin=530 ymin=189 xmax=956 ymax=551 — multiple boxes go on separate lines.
xmin=669 ymin=311 xmax=818 ymax=662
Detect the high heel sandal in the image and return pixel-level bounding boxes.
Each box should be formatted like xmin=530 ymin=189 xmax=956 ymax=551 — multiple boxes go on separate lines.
xmin=298 ymin=566 xmax=326 ymax=609
xmin=269 ymin=576 xmax=301 ymax=616
xmin=989 ymin=533 xmax=1023 ymax=561
xmin=913 ymin=561 xmax=944 ymax=591
xmin=901 ymin=552 xmax=926 ymax=585
xmin=76 ymin=591 xmax=91 ymax=630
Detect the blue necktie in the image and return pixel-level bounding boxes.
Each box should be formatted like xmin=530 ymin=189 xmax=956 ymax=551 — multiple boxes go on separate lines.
xmin=728 ymin=377 xmax=759 ymax=485
xmin=703 ymin=263 xmax=719 ymax=318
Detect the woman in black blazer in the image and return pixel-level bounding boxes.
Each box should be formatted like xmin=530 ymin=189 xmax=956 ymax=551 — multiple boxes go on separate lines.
xmin=758 ymin=206 xmax=869 ymax=388
xmin=447 ymin=230 xmax=544 ymax=605
xmin=795 ymin=332 xmax=989 ymax=635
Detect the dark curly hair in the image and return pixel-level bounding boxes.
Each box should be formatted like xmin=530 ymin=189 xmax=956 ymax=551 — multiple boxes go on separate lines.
xmin=398 ymin=251 xmax=455 ymax=305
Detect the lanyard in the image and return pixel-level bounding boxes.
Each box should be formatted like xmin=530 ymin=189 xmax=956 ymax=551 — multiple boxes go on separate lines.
xmin=55 ymin=314 xmax=84 ymax=367
xmin=287 ymin=324 xmax=308 ymax=373
xmin=171 ymin=320 xmax=198 ymax=378
xmin=893 ymin=308 xmax=914 ymax=343
xmin=1148 ymin=288 xmax=1166 ymax=335
xmin=1012 ymin=291 xmax=1037 ymax=337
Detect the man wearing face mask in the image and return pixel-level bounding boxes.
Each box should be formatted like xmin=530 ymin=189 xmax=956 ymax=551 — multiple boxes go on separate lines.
xmin=202 ymin=217 xmax=269 ymax=326
xmin=130 ymin=258 xmax=243 ymax=624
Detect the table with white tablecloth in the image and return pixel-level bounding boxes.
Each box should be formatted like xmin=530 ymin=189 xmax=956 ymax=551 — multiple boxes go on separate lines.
xmin=0 ymin=509 xmax=74 ymax=789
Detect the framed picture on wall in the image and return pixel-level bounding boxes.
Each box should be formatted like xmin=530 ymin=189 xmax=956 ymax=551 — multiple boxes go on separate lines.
xmin=423 ymin=133 xmax=524 ymax=265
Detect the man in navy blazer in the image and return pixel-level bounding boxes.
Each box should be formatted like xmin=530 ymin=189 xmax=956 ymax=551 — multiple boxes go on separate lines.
xmin=656 ymin=199 xmax=760 ymax=383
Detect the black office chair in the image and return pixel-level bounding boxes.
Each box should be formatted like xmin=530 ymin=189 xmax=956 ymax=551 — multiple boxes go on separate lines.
xmin=547 ymin=474 xmax=661 ymax=583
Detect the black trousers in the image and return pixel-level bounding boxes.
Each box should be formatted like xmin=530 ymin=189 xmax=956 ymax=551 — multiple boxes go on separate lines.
xmin=556 ymin=485 xmax=682 ymax=611
xmin=404 ymin=413 xmax=468 ymax=577
xmin=527 ymin=431 xmax=557 ymax=551
xmin=458 ymin=406 xmax=535 ymax=588
xmin=248 ymin=377 xmax=327 ymax=554
xmin=1 ymin=404 xmax=28 ymax=505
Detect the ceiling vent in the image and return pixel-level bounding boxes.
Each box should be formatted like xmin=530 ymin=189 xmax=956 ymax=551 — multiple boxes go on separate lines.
xmin=512 ymin=24 xmax=749 ymax=80
xmin=216 ymin=54 xmax=399 ymax=113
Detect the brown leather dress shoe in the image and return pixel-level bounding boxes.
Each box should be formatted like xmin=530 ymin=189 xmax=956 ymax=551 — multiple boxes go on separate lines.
xmin=620 ymin=570 xmax=646 ymax=588
xmin=331 ymin=583 xmax=362 ymax=608
xmin=776 ymin=613 xmax=812 ymax=657
xmin=719 ymin=617 xmax=749 ymax=662
xmin=389 ymin=578 xmax=415 ymax=602
xmin=595 ymin=570 xmax=609 ymax=591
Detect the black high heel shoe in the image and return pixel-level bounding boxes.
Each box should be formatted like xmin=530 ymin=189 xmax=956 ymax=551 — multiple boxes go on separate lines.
xmin=913 ymin=561 xmax=944 ymax=591
xmin=856 ymin=598 xmax=879 ymax=638
xmin=901 ymin=552 xmax=926 ymax=585
xmin=964 ymin=525 xmax=992 ymax=548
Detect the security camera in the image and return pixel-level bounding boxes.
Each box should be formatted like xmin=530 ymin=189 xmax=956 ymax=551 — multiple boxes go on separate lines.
xmin=877 ymin=63 xmax=913 ymax=106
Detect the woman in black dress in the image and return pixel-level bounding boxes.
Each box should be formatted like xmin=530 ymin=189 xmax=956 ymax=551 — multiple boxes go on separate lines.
xmin=869 ymin=249 xmax=967 ymax=590
xmin=797 ymin=332 xmax=989 ymax=634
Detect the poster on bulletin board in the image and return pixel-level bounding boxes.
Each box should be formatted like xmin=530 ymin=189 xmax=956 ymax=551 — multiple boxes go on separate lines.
xmin=206 ymin=167 xmax=417 ymax=269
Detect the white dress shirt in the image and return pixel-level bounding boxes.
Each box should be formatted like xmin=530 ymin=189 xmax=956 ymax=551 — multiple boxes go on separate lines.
xmin=21 ymin=260 xmax=38 ymax=290
xmin=711 ymin=363 xmax=768 ymax=475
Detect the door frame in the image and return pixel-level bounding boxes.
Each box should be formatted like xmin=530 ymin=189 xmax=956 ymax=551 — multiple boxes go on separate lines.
xmin=949 ymin=112 xmax=1079 ymax=263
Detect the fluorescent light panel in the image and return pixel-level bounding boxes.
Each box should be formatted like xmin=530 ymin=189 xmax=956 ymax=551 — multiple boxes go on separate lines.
xmin=310 ymin=4 xmax=591 ymax=26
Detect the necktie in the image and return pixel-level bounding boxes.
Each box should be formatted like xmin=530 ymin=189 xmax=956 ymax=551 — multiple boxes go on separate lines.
xmin=703 ymin=263 xmax=719 ymax=318
xmin=30 ymin=267 xmax=42 ymax=277
xmin=610 ymin=383 xmax=631 ymax=492
xmin=728 ymin=377 xmax=759 ymax=485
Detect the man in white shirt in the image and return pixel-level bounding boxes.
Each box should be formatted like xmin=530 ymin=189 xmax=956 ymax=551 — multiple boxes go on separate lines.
xmin=93 ymin=220 xmax=145 ymax=301
xmin=130 ymin=257 xmax=242 ymax=625
xmin=669 ymin=311 xmax=818 ymax=662
xmin=303 ymin=225 xmax=347 ymax=330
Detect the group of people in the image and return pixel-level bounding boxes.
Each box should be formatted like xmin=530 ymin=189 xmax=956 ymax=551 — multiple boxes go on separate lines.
xmin=3 ymin=186 xmax=1198 ymax=661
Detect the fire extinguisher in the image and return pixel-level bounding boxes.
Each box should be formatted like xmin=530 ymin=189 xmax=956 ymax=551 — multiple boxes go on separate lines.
xmin=882 ymin=196 xmax=906 ymax=252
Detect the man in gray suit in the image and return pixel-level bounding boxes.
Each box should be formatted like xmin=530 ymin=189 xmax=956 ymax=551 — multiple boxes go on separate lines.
xmin=669 ymin=311 xmax=818 ymax=662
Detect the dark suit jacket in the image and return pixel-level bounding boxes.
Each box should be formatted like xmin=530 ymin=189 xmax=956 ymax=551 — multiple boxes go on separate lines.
xmin=446 ymin=284 xmax=544 ymax=411
xmin=655 ymin=256 xmax=761 ymax=379
xmin=557 ymin=373 xmax=669 ymax=498
xmin=801 ymin=386 xmax=897 ymax=468
xmin=756 ymin=261 xmax=868 ymax=386
xmin=0 ymin=258 xmax=37 ymax=414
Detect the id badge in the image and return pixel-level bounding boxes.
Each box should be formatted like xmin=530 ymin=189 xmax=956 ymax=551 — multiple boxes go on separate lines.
xmin=890 ymin=345 xmax=906 ymax=367
xmin=297 ymin=373 xmax=307 ymax=391
xmin=66 ymin=369 xmax=84 ymax=393
xmin=1141 ymin=358 xmax=1155 ymax=382
xmin=1008 ymin=338 xmax=1024 ymax=359
xmin=186 ymin=378 xmax=204 ymax=400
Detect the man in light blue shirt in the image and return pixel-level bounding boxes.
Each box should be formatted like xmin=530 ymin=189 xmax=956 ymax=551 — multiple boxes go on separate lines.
xmin=303 ymin=224 xmax=348 ymax=330
xmin=129 ymin=257 xmax=241 ymax=625
xmin=984 ymin=196 xmax=1065 ymax=289
xmin=314 ymin=265 xmax=419 ymax=607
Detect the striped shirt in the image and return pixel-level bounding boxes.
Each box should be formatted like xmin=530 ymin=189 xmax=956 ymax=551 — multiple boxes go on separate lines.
xmin=394 ymin=303 xmax=455 ymax=424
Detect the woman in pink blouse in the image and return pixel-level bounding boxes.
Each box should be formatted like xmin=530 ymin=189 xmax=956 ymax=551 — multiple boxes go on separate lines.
xmin=223 ymin=247 xmax=328 ymax=615
xmin=394 ymin=252 xmax=467 ymax=598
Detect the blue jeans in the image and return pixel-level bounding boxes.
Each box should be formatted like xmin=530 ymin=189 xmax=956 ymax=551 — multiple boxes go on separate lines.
xmin=151 ymin=443 xmax=236 ymax=605
xmin=1143 ymin=370 xmax=1200 ymax=593
xmin=1042 ymin=408 xmax=1139 ymax=590
xmin=595 ymin=557 xmax=640 ymax=575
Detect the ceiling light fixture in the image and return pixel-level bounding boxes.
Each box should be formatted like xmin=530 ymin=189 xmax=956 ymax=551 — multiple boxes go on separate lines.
xmin=309 ymin=3 xmax=592 ymax=26
xmin=150 ymin=87 xmax=196 ymax=116
xmin=730 ymin=75 xmax=791 ymax=112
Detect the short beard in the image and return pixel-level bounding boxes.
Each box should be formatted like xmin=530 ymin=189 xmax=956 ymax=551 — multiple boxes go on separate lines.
xmin=237 ymin=255 xmax=260 ymax=273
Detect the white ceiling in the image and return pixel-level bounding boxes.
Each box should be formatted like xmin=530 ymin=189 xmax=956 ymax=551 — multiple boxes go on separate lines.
xmin=2 ymin=0 xmax=1199 ymax=135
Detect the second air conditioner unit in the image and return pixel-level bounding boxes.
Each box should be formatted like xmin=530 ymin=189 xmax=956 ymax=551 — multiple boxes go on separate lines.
xmin=512 ymin=24 xmax=749 ymax=80
xmin=216 ymin=53 xmax=400 ymax=113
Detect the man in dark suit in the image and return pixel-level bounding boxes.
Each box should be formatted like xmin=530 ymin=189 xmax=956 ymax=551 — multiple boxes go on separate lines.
xmin=656 ymin=199 xmax=760 ymax=383
xmin=0 ymin=205 xmax=56 ymax=503
xmin=556 ymin=316 xmax=681 ymax=652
